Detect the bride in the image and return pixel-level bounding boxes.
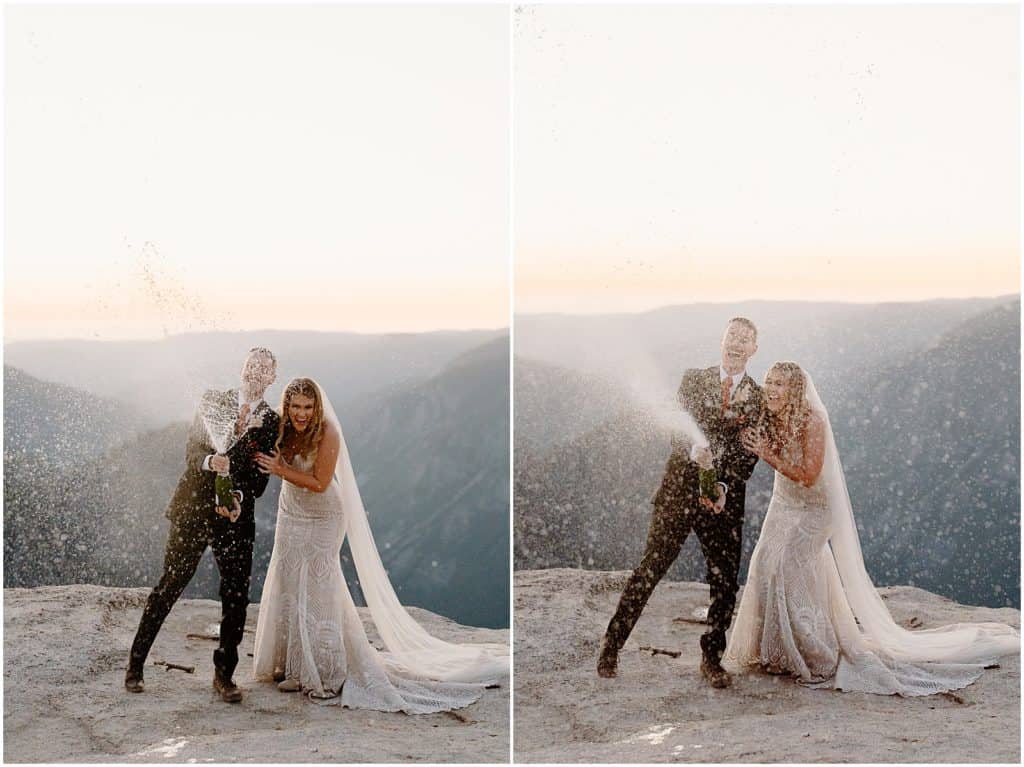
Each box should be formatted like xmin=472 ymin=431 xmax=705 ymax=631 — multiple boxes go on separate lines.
xmin=252 ymin=377 xmax=507 ymax=713
xmin=725 ymin=362 xmax=1019 ymax=696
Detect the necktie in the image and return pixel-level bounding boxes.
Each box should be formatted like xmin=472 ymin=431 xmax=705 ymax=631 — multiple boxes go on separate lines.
xmin=721 ymin=377 xmax=732 ymax=412
xmin=235 ymin=403 xmax=251 ymax=436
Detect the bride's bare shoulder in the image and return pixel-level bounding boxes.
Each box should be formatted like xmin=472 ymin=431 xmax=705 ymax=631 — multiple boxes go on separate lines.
xmin=803 ymin=411 xmax=827 ymax=444
xmin=320 ymin=419 xmax=341 ymax=447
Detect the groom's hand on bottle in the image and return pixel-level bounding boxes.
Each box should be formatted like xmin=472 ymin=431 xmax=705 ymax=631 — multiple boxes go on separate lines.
xmin=699 ymin=485 xmax=727 ymax=514
xmin=215 ymin=493 xmax=242 ymax=523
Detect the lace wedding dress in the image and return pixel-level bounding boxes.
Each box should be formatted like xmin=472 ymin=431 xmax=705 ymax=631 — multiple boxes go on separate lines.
xmin=725 ymin=371 xmax=1019 ymax=696
xmin=253 ymin=383 xmax=508 ymax=713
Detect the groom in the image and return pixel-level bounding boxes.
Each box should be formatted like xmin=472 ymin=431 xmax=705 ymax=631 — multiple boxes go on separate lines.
xmin=125 ymin=347 xmax=281 ymax=702
xmin=598 ymin=317 xmax=763 ymax=688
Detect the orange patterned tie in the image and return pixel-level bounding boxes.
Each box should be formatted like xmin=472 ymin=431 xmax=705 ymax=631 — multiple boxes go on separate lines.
xmin=721 ymin=376 xmax=731 ymax=412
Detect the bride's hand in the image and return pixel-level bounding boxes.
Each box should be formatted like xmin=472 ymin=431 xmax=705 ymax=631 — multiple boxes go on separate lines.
xmin=740 ymin=428 xmax=765 ymax=457
xmin=255 ymin=450 xmax=283 ymax=476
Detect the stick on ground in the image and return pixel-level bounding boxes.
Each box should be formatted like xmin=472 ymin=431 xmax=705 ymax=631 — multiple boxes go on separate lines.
xmin=638 ymin=645 xmax=682 ymax=659
xmin=153 ymin=661 xmax=195 ymax=674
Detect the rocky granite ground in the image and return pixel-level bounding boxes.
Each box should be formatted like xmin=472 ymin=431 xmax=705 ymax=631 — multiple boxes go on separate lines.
xmin=3 ymin=585 xmax=509 ymax=763
xmin=513 ymin=568 xmax=1020 ymax=764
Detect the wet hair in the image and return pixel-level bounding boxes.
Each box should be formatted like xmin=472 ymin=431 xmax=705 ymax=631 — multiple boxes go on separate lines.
xmin=275 ymin=378 xmax=325 ymax=460
xmin=726 ymin=317 xmax=758 ymax=341
xmin=762 ymin=361 xmax=811 ymax=453
xmin=248 ymin=346 xmax=277 ymax=367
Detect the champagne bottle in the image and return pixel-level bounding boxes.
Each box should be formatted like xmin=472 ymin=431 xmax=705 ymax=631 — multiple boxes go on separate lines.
xmin=698 ymin=467 xmax=719 ymax=499
xmin=694 ymin=444 xmax=719 ymax=499
xmin=214 ymin=465 xmax=234 ymax=508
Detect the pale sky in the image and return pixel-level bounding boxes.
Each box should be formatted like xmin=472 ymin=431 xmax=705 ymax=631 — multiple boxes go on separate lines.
xmin=5 ymin=4 xmax=509 ymax=340
xmin=514 ymin=4 xmax=1020 ymax=314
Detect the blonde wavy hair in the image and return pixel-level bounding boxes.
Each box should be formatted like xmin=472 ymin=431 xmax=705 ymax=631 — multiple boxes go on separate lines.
xmin=275 ymin=378 xmax=326 ymax=459
xmin=761 ymin=361 xmax=812 ymax=453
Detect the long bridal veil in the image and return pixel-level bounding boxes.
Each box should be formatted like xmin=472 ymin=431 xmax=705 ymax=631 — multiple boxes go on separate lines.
xmin=317 ymin=383 xmax=509 ymax=684
xmin=803 ymin=371 xmax=1018 ymax=670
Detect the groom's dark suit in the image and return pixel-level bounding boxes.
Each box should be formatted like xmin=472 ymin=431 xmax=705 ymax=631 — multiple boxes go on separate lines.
xmin=128 ymin=390 xmax=280 ymax=679
xmin=603 ymin=366 xmax=763 ymax=665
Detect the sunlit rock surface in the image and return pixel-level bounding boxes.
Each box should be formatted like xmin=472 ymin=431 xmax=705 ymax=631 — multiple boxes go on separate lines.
xmin=513 ymin=569 xmax=1020 ymax=764
xmin=3 ymin=585 xmax=509 ymax=763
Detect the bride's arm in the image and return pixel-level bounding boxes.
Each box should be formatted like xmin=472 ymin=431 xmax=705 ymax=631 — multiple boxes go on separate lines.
xmin=256 ymin=424 xmax=341 ymax=493
xmin=741 ymin=413 xmax=825 ymax=488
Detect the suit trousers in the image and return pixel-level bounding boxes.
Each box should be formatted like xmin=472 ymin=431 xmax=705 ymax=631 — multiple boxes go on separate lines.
xmin=129 ymin=513 xmax=255 ymax=678
xmin=603 ymin=491 xmax=744 ymax=664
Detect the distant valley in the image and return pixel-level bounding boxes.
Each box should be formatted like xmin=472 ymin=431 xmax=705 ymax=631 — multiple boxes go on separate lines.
xmin=514 ymin=298 xmax=1020 ymax=608
xmin=4 ymin=330 xmax=510 ymax=628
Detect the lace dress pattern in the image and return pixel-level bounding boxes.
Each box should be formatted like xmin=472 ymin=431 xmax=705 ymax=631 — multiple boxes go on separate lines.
xmin=726 ymin=470 xmax=995 ymax=696
xmin=252 ymin=453 xmax=485 ymax=713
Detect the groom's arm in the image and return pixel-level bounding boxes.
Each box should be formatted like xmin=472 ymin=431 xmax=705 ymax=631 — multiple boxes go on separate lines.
xmin=676 ymin=368 xmax=704 ymax=414
xmin=185 ymin=389 xmax=227 ymax=475
xmin=184 ymin=408 xmax=215 ymax=475
xmin=677 ymin=368 xmax=711 ymax=448
xmin=677 ymin=368 xmax=712 ymax=445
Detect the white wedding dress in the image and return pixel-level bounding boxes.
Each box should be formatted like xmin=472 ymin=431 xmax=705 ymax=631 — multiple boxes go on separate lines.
xmin=253 ymin=386 xmax=508 ymax=713
xmin=725 ymin=371 xmax=1019 ymax=696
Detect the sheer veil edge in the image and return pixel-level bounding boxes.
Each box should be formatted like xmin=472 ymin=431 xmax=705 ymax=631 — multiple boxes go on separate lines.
xmin=317 ymin=382 xmax=509 ymax=684
xmin=803 ymin=371 xmax=1019 ymax=665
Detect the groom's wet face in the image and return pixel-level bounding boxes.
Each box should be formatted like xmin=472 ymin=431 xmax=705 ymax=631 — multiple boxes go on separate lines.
xmin=241 ymin=351 xmax=276 ymax=391
xmin=720 ymin=321 xmax=757 ymax=372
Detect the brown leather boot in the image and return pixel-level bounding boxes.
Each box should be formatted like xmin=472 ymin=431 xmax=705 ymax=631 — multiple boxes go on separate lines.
xmin=700 ymin=656 xmax=732 ymax=688
xmin=597 ymin=635 xmax=619 ymax=678
xmin=213 ymin=670 xmax=243 ymax=703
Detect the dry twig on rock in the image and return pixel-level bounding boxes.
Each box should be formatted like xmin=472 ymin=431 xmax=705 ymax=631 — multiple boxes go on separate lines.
xmin=638 ymin=645 xmax=681 ymax=659
xmin=154 ymin=661 xmax=195 ymax=674
xmin=673 ymin=606 xmax=709 ymax=625
xmin=186 ymin=633 xmax=219 ymax=641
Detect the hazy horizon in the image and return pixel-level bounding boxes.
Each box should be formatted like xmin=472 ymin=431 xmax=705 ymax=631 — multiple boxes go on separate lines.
xmin=4 ymin=324 xmax=511 ymax=345
xmin=514 ymin=292 xmax=1021 ymax=318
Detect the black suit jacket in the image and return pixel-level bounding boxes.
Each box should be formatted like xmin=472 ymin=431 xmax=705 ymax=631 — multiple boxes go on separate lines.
xmin=166 ymin=389 xmax=281 ymax=525
xmin=652 ymin=366 xmax=764 ymax=510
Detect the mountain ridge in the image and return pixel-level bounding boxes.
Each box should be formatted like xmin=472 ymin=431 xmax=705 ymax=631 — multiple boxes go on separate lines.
xmin=514 ymin=301 xmax=1020 ymax=608
xmin=4 ymin=336 xmax=510 ymax=628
